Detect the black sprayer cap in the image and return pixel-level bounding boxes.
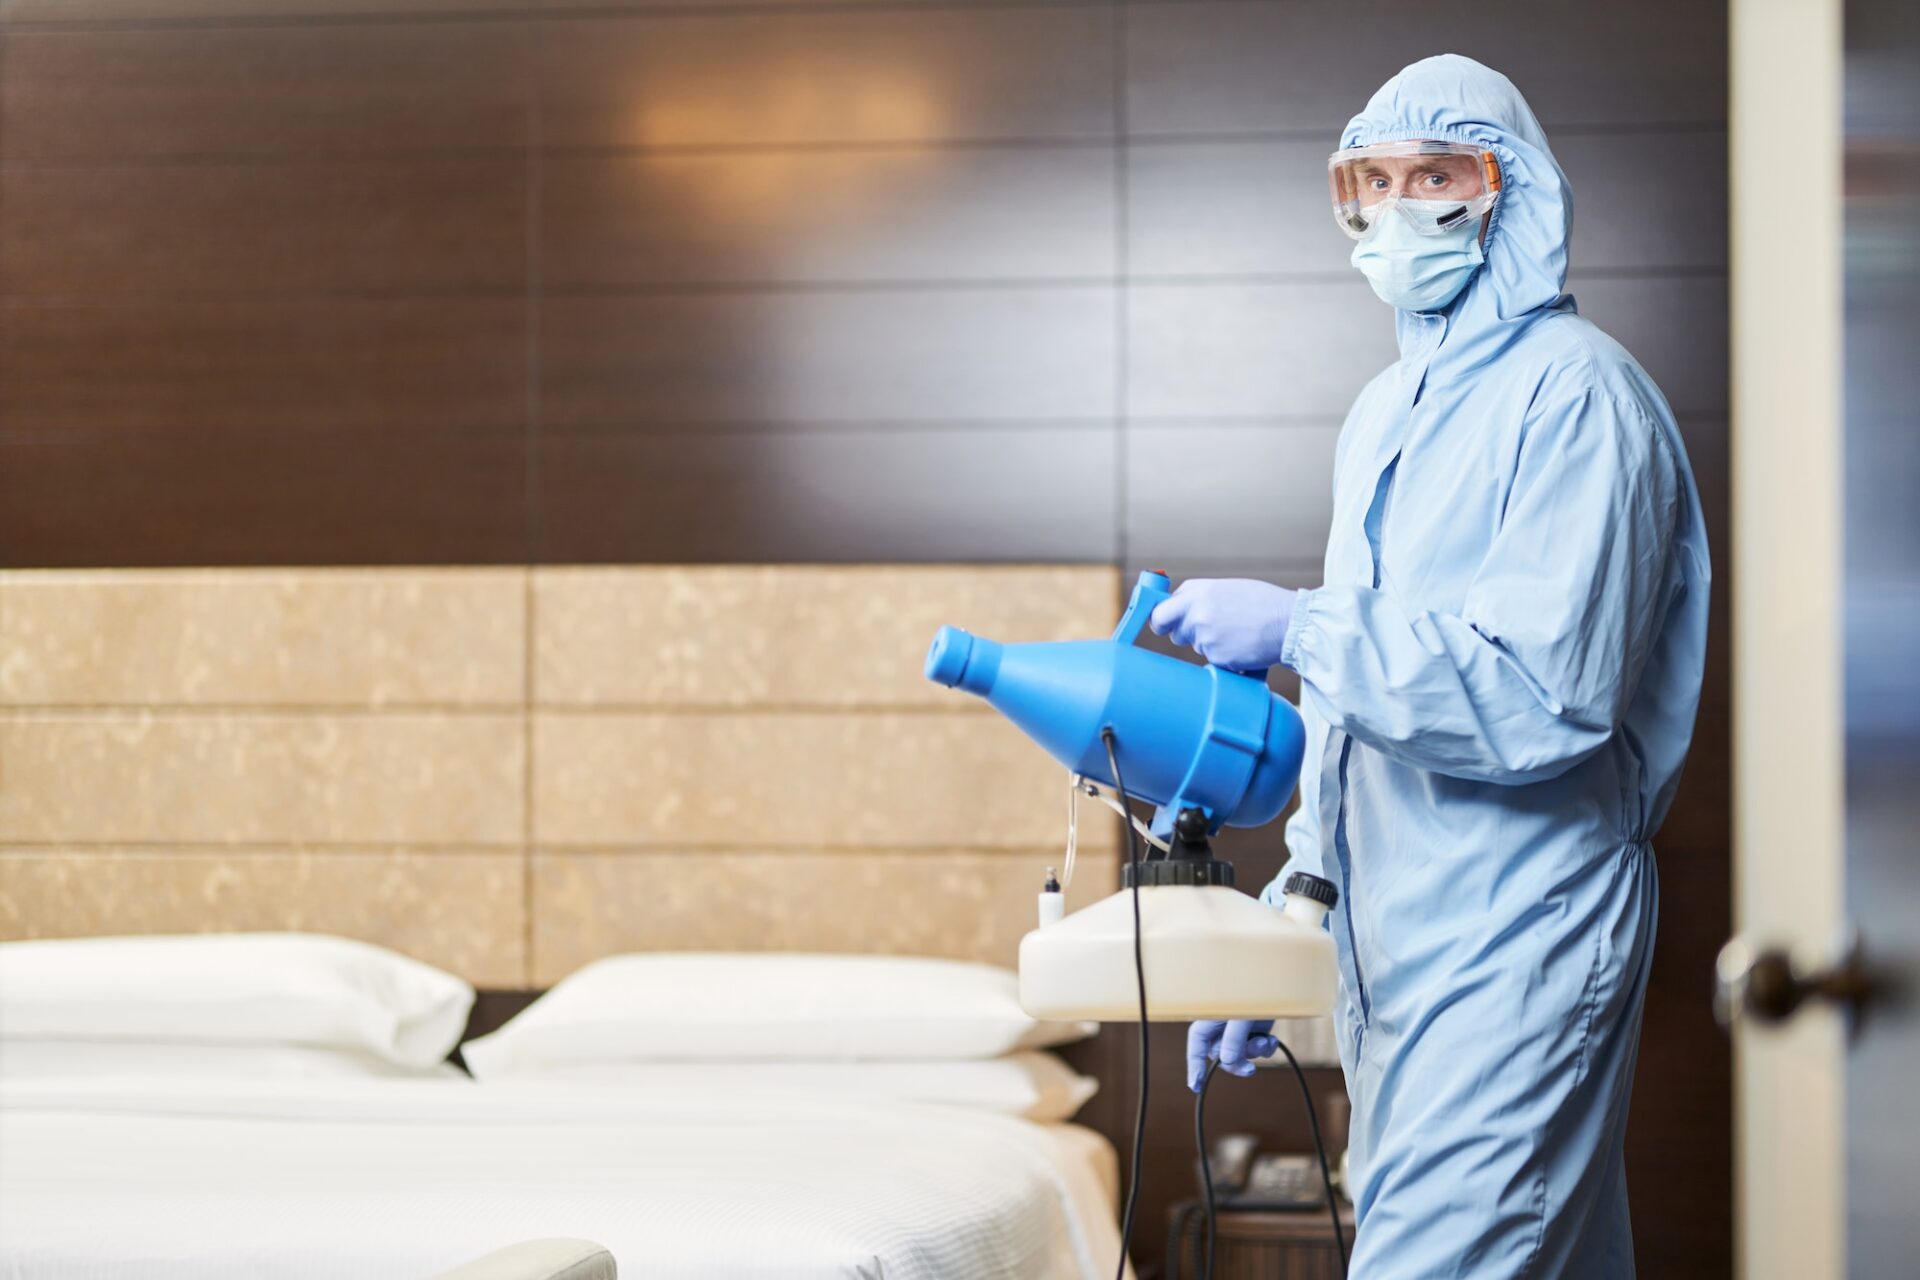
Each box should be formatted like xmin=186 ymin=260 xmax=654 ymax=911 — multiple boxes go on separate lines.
xmin=1126 ymin=858 xmax=1235 ymax=888
xmin=1284 ymin=871 xmax=1339 ymax=909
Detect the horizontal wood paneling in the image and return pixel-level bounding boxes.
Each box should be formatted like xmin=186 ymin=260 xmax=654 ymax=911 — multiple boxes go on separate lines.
xmin=0 ymin=299 xmax=526 ymax=434
xmin=1557 ymin=131 xmax=1730 ymax=271
xmin=1127 ymin=137 xmax=1355 ymax=278
xmin=0 ymin=569 xmax=525 ymax=707
xmin=0 ymin=428 xmax=529 ymax=567
xmin=0 ymin=0 xmax=524 ymax=19
xmin=0 ymin=851 xmax=527 ymax=988
xmin=1125 ymin=0 xmax=1728 ymax=136
xmin=0 ymin=160 xmax=525 ymax=296
xmin=531 ymin=710 xmax=1091 ymax=849
xmin=533 ymin=564 xmax=1120 ymax=708
xmin=0 ymin=566 xmax=1119 ymax=990
xmin=1127 ymin=279 xmax=1394 ymax=419
xmin=539 ymin=6 xmax=1115 ymax=149
xmin=1126 ymin=423 xmax=1340 ymax=561
xmin=539 ymin=289 xmax=1116 ymax=427
xmin=0 ymin=712 xmax=526 ymax=844
xmin=533 ymin=426 xmax=1118 ymax=563
xmin=542 ymin=147 xmax=1115 ymax=286
xmin=534 ymin=0 xmax=945 ymax=11
xmin=530 ymin=849 xmax=1120 ymax=985
xmin=0 ymin=22 xmax=531 ymax=161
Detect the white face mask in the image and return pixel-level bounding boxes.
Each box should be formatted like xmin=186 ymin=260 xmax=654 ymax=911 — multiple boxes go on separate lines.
xmin=1349 ymin=202 xmax=1485 ymax=312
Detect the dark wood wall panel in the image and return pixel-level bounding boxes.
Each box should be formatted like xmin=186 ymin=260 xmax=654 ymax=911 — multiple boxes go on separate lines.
xmin=543 ymin=147 xmax=1115 ymax=286
xmin=0 ymin=24 xmax=531 ymax=160
xmin=0 ymin=160 xmax=526 ymax=296
xmin=539 ymin=289 xmax=1116 ymax=427
xmin=1128 ymin=138 xmax=1359 ymax=277
xmin=0 ymin=428 xmax=528 ymax=566
xmin=1125 ymin=0 xmax=1728 ymax=135
xmin=1128 ymin=282 xmax=1397 ymax=418
xmin=534 ymin=425 xmax=1118 ymax=563
xmin=539 ymin=7 xmax=1115 ymax=149
xmin=1557 ymin=131 xmax=1731 ymax=271
xmin=0 ymin=1 xmax=1732 ymax=1275
xmin=0 ymin=0 xmax=523 ymax=18
xmin=0 ymin=299 xmax=527 ymax=433
xmin=1572 ymin=277 xmax=1731 ymax=416
xmin=536 ymin=0 xmax=936 ymax=11
xmin=1127 ymin=424 xmax=1340 ymax=559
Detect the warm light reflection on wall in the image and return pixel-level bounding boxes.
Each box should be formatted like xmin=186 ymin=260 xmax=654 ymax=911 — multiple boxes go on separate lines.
xmin=628 ymin=69 xmax=952 ymax=442
xmin=635 ymin=71 xmax=945 ymax=152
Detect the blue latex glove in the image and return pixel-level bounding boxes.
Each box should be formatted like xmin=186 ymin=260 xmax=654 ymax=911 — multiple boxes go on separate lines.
xmin=1149 ymin=579 xmax=1298 ymax=674
xmin=1187 ymin=1019 xmax=1279 ymax=1092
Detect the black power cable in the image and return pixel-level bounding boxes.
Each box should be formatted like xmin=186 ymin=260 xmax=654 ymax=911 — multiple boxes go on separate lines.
xmin=1273 ymin=1038 xmax=1349 ymax=1275
xmin=1191 ymin=1040 xmax=1349 ymax=1279
xmin=1194 ymin=1060 xmax=1220 ymax=1278
xmin=1100 ymin=727 xmax=1148 ymax=1280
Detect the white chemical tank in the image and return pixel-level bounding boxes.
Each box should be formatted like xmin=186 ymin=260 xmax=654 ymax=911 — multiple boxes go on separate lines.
xmin=1018 ymin=875 xmax=1339 ymax=1022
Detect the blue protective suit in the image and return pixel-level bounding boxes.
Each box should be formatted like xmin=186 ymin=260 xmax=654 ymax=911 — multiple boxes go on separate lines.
xmin=1256 ymin=56 xmax=1711 ymax=1277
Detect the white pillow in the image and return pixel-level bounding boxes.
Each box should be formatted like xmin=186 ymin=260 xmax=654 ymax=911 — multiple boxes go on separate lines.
xmin=469 ymin=1053 xmax=1097 ymax=1122
xmin=0 ymin=1040 xmax=467 ymax=1081
xmin=0 ymin=934 xmax=474 ymax=1069
xmin=460 ymin=953 xmax=1092 ymax=1074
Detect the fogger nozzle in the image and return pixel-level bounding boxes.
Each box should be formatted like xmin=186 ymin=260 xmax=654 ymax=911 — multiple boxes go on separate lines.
xmin=924 ymin=625 xmax=999 ymax=695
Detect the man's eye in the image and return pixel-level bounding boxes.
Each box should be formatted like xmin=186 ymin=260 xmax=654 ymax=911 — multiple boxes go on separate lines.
xmin=1422 ymin=173 xmax=1449 ymax=188
xmin=1368 ymin=177 xmax=1390 ymax=190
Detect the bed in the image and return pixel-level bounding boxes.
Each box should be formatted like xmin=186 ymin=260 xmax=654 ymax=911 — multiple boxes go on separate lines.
xmin=0 ymin=936 xmax=1125 ymax=1280
xmin=0 ymin=1077 xmax=1120 ymax=1279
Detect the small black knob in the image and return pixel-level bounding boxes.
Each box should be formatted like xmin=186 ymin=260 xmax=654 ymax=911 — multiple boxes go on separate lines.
xmin=1175 ymin=807 xmax=1211 ymax=841
xmin=1284 ymin=872 xmax=1339 ymax=909
xmin=1742 ymin=950 xmax=1803 ymax=1022
xmin=1715 ymin=933 xmax=1880 ymax=1035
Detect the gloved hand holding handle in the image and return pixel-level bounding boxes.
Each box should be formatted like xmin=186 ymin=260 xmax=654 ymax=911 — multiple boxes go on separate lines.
xmin=1188 ymin=1018 xmax=1280 ymax=1093
xmin=1149 ymin=579 xmax=1299 ymax=675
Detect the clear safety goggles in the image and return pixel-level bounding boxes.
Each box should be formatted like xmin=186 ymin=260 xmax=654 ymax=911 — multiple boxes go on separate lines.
xmin=1328 ymin=140 xmax=1502 ymax=240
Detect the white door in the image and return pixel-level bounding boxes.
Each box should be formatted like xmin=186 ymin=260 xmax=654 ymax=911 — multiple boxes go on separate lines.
xmin=1728 ymin=2 xmax=1919 ymax=1276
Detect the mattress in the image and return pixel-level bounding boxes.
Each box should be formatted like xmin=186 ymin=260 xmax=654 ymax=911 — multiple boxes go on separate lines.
xmin=0 ymin=1077 xmax=1124 ymax=1279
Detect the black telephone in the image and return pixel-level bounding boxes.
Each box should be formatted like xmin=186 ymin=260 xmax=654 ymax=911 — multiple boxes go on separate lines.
xmin=1199 ymin=1133 xmax=1328 ymax=1211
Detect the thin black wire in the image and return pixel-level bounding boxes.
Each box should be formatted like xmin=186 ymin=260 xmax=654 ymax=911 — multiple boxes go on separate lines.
xmin=1102 ymin=727 xmax=1147 ymax=1280
xmin=1273 ymin=1038 xmax=1349 ymax=1275
xmin=1192 ymin=1043 xmax=1347 ymax=1280
xmin=1195 ymin=1060 xmax=1219 ymax=1280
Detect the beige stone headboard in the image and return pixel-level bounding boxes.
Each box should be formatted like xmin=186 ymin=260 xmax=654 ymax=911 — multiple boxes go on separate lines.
xmin=0 ymin=566 xmax=1121 ymax=986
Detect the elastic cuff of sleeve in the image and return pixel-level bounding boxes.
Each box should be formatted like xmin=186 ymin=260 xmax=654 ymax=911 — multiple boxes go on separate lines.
xmin=1280 ymin=588 xmax=1318 ymax=670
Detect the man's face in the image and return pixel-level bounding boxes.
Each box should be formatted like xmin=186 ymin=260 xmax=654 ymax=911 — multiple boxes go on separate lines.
xmin=1349 ymin=153 xmax=1486 ymax=208
xmin=1349 ymin=152 xmax=1490 ymax=243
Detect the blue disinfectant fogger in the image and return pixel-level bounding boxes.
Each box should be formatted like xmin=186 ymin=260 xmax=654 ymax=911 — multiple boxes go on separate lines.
xmin=926 ymin=570 xmax=1340 ymax=1022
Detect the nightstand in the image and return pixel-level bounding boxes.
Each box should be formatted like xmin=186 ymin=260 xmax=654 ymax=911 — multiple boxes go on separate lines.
xmin=1164 ymin=1200 xmax=1356 ymax=1280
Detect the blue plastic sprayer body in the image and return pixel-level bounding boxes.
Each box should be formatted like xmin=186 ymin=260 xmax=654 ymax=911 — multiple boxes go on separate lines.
xmin=924 ymin=570 xmax=1307 ymax=837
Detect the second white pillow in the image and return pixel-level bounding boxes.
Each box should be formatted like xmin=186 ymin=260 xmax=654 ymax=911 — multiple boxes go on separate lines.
xmin=468 ymin=1053 xmax=1097 ymax=1123
xmin=461 ymin=952 xmax=1094 ymax=1075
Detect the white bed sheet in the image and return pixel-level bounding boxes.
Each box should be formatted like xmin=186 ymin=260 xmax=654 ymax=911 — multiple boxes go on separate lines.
xmin=0 ymin=1077 xmax=1124 ymax=1280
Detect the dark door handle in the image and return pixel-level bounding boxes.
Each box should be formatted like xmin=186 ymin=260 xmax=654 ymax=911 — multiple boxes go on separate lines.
xmin=1714 ymin=931 xmax=1879 ymax=1033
